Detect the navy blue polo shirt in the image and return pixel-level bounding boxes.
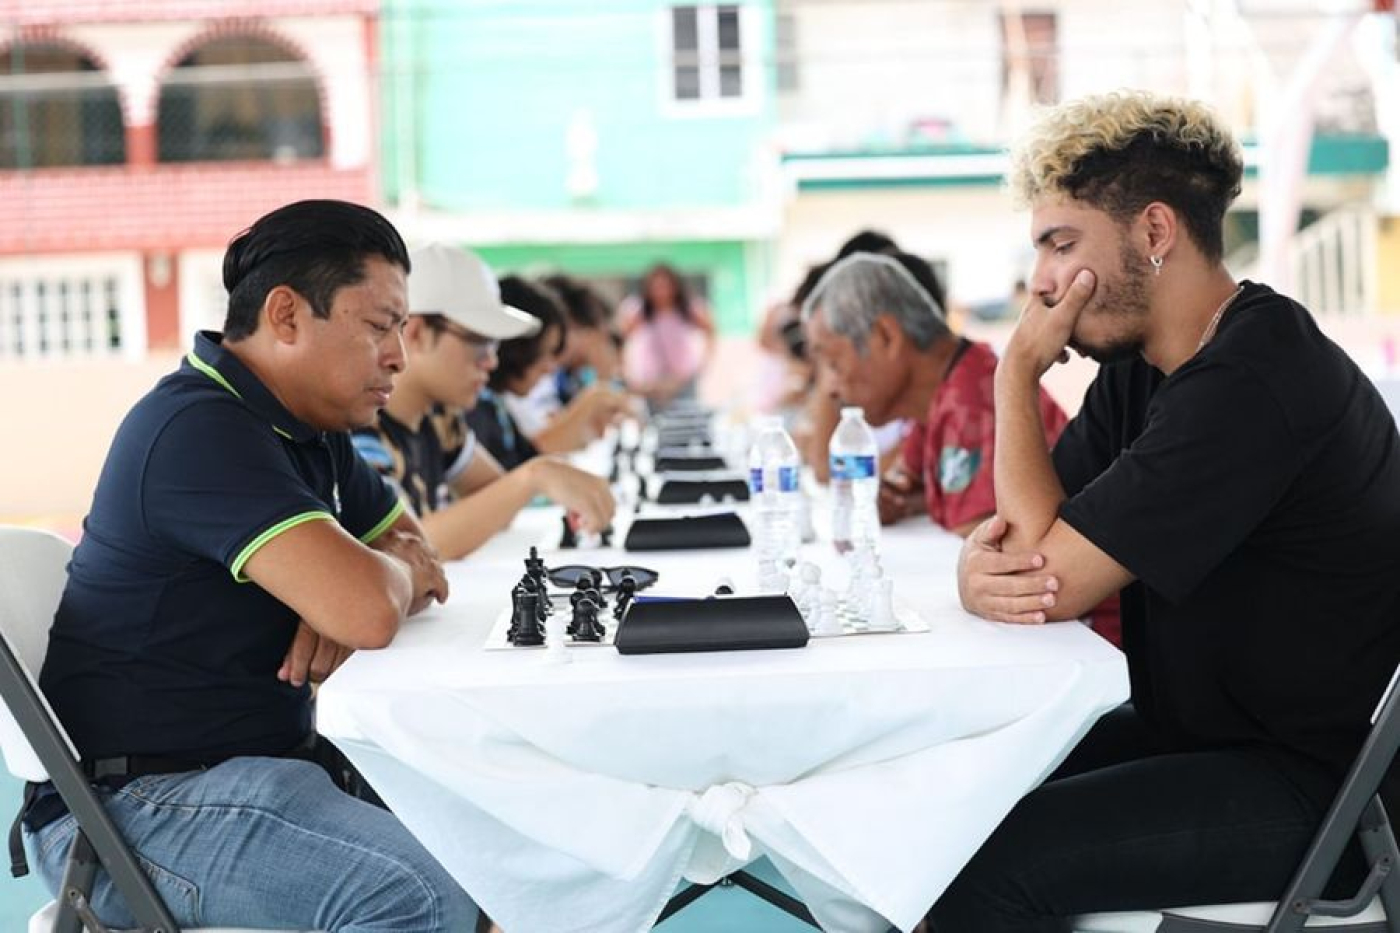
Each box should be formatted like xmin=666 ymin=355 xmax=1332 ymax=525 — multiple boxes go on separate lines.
xmin=40 ymin=331 xmax=403 ymax=762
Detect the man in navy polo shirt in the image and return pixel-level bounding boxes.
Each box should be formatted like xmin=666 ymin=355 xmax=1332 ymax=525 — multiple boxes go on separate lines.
xmin=26 ymin=200 xmax=479 ymax=931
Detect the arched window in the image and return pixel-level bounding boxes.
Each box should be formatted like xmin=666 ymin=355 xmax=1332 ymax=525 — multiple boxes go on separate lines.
xmin=0 ymin=43 xmax=125 ymax=169
xmin=157 ymin=36 xmax=324 ymax=163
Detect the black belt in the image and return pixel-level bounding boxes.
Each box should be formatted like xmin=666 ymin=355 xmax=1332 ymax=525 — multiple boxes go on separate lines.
xmin=82 ymin=753 xmax=226 ymax=783
xmin=10 ymin=734 xmax=324 ymax=878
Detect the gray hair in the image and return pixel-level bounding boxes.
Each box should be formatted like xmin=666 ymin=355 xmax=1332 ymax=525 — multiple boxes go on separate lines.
xmin=800 ymin=252 xmax=949 ymax=353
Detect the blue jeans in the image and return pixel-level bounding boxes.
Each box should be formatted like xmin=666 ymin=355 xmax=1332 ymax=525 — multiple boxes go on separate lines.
xmin=25 ymin=757 xmax=479 ymax=932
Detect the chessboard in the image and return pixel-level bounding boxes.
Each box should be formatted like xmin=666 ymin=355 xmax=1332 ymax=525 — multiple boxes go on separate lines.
xmin=483 ymin=586 xmax=930 ymax=650
xmin=806 ymin=593 xmax=928 ymax=638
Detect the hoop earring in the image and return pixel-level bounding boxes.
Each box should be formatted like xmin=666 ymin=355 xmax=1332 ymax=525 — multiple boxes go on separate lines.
xmin=1149 ymin=255 xmax=1164 ymax=276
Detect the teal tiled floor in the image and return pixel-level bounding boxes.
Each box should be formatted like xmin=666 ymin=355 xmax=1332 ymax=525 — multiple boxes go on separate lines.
xmin=654 ymin=860 xmax=821 ymax=932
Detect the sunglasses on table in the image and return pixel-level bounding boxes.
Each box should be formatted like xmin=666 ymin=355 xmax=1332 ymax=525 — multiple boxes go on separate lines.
xmin=546 ymin=565 xmax=659 ymax=592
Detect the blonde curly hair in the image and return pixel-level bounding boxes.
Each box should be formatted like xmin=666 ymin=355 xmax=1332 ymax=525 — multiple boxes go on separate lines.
xmin=1008 ymin=90 xmax=1244 ymax=261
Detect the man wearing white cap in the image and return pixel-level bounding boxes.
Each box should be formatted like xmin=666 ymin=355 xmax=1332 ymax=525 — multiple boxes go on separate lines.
xmin=354 ymin=243 xmax=615 ymax=560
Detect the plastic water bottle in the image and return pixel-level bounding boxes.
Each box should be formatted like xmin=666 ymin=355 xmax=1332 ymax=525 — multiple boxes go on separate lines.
xmin=829 ymin=406 xmax=879 ymax=555
xmin=747 ymin=416 xmax=802 ymax=569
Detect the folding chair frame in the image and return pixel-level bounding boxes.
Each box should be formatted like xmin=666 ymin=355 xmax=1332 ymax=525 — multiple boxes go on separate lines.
xmin=1152 ymin=666 xmax=1400 ymax=933
xmin=0 ymin=628 xmax=181 ymax=933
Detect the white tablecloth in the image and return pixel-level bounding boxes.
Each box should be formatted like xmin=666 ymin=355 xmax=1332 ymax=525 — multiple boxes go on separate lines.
xmin=318 ymin=509 xmax=1128 ymax=933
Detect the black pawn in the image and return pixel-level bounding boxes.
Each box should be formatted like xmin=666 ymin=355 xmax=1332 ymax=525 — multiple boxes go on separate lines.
xmin=569 ymin=579 xmax=590 ymax=634
xmin=613 ymin=573 xmax=638 ymax=621
xmin=573 ymin=597 xmax=604 ymax=642
xmin=560 ymin=515 xmax=579 ymax=549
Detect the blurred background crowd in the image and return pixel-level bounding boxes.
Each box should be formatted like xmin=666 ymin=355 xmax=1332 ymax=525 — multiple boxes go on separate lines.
xmin=3 ymin=0 xmax=1400 ymax=533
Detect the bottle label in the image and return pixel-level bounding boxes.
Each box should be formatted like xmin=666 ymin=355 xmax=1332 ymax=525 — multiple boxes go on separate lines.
xmin=751 ymin=466 xmax=799 ymax=493
xmin=829 ymin=454 xmax=876 ymax=481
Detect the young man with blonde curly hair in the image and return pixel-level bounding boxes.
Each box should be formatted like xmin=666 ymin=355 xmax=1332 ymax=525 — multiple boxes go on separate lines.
xmin=926 ymin=91 xmax=1400 ymax=930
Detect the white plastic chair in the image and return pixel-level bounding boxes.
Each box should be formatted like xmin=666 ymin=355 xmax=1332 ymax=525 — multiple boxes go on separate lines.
xmin=0 ymin=525 xmax=319 ymax=933
xmin=1074 ymin=666 xmax=1400 ymax=933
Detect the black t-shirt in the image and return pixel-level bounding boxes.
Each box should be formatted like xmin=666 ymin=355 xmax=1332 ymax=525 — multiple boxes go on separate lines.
xmin=40 ymin=332 xmax=402 ymax=761
xmin=352 ymin=405 xmax=476 ymax=515
xmin=1053 ymin=283 xmax=1400 ymax=790
xmin=466 ymin=389 xmax=539 ymax=471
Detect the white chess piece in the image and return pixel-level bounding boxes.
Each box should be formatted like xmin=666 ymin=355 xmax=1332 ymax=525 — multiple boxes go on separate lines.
xmin=847 ymin=544 xmax=877 ymax=621
xmin=871 ymin=577 xmax=897 ymax=631
xmin=818 ymin=587 xmax=843 ymax=636
xmin=544 ymin=610 xmax=571 ymax=664
xmin=795 ymin=561 xmax=822 ymax=621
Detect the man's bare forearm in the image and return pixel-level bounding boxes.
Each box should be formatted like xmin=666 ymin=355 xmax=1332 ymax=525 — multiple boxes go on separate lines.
xmin=993 ymin=361 xmax=1066 ymax=553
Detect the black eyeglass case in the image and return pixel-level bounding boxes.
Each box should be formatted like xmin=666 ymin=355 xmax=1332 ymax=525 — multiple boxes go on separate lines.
xmin=614 ymin=594 xmax=809 ymax=654
xmin=655 ymin=478 xmax=750 ymax=504
xmin=623 ymin=512 xmax=751 ymax=551
xmin=654 ymin=455 xmax=728 ymax=472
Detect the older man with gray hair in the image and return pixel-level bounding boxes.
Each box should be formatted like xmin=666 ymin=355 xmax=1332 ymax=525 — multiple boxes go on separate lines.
xmin=803 ymin=251 xmax=1068 ymax=537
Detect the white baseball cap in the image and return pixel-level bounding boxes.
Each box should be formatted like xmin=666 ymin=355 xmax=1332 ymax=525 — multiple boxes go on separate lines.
xmin=407 ymin=243 xmax=541 ymax=340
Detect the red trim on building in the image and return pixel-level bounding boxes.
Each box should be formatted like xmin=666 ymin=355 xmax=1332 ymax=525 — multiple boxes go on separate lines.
xmin=124 ymin=124 xmax=156 ymax=168
xmin=143 ymin=251 xmax=181 ymax=350
xmin=0 ymin=164 xmax=373 ymax=255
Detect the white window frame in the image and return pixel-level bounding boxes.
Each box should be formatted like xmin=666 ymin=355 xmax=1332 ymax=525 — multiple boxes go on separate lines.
xmin=178 ymin=250 xmax=232 ymax=351
xmin=659 ymin=3 xmax=763 ymax=118
xmin=0 ymin=253 xmax=145 ymax=362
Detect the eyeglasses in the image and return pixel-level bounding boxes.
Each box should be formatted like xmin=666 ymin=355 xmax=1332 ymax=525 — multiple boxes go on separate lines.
xmin=438 ymin=321 xmax=499 ymax=361
xmin=547 ymin=565 xmax=659 ymax=592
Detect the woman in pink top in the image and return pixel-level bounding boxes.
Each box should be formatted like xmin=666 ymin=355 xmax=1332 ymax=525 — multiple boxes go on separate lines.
xmin=618 ymin=263 xmax=716 ymax=412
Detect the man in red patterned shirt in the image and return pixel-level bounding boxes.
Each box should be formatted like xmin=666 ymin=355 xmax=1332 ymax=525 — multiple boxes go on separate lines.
xmin=803 ymin=252 xmax=1068 ymax=537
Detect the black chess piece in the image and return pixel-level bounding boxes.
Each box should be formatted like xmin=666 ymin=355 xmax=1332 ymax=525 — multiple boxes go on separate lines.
xmin=509 ymin=585 xmax=545 ymax=646
xmin=560 ymin=515 xmax=579 ymax=549
xmin=518 ymin=575 xmax=547 ymax=620
xmin=572 ymin=596 xmax=603 ymax=642
xmin=525 ymin=546 xmax=547 ymax=585
xmin=599 ymin=525 xmax=614 ymax=548
xmin=568 ymin=578 xmax=589 ymax=634
xmin=613 ymin=573 xmax=638 ymax=621
xmin=507 ymin=585 xmax=525 ymax=642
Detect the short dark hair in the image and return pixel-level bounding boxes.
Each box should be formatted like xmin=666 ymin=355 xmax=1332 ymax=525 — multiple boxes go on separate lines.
xmin=221 ymin=199 xmax=410 ymax=341
xmin=491 ymin=276 xmax=567 ymax=391
xmin=541 ymin=273 xmax=611 ymax=330
xmin=1009 ymin=92 xmax=1243 ymax=262
xmin=790 ymin=261 xmax=834 ymax=308
xmin=885 ymin=250 xmax=947 ymax=315
xmin=836 ymin=229 xmax=897 ymax=259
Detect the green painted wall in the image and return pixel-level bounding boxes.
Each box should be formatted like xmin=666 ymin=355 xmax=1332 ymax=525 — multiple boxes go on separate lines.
xmin=475 ymin=239 xmax=757 ymax=334
xmin=381 ymin=0 xmax=774 ymax=212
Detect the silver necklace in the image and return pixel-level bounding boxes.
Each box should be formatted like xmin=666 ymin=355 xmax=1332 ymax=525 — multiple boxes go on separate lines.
xmin=1195 ymin=283 xmax=1245 ymax=353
